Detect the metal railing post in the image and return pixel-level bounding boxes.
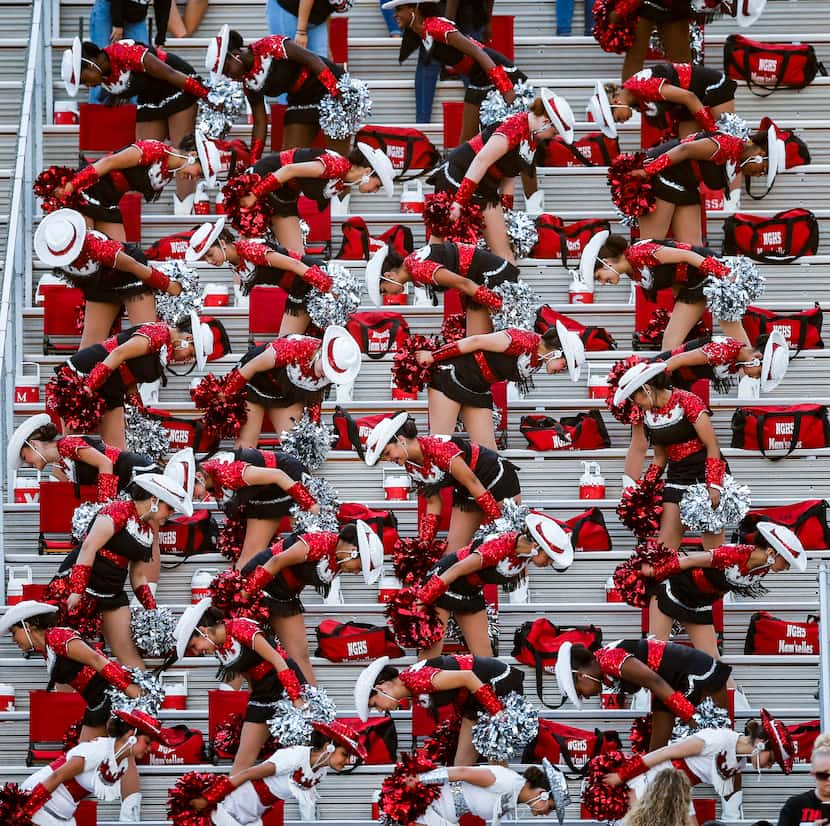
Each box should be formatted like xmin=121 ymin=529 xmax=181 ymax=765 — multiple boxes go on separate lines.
xmin=819 ymin=564 xmax=830 ymax=729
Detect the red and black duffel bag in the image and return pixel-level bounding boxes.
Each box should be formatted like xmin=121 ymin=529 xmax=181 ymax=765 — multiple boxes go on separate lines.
xmin=742 ymin=304 xmax=824 ymax=353
xmin=146 ymin=408 xmax=221 ymax=454
xmin=731 ymin=404 xmax=830 ymax=458
xmin=541 ymin=133 xmax=620 ymax=167
xmin=722 ymin=209 xmax=819 ymax=264
xmin=337 ymin=502 xmax=400 ymax=554
xmin=512 ymin=618 xmax=603 ymax=705
xmin=315 ymin=619 xmax=404 ymax=661
xmin=346 ymin=312 xmax=410 ymax=359
xmin=744 ymin=611 xmax=819 ymax=655
xmin=355 ymin=125 xmax=441 ymax=178
xmin=736 ymin=500 xmax=830 ymax=549
xmin=336 ymin=217 xmax=414 ymax=260
xmin=158 ymin=509 xmax=218 ymax=557
xmin=555 ymin=507 xmax=613 ymax=552
xmin=136 ymin=725 xmax=205 ymax=765
xmin=338 ymin=716 xmax=398 ymax=765
xmin=724 ymin=34 xmax=827 ymax=96
xmin=759 ymin=117 xmax=812 ymax=169
xmin=789 ymin=720 xmax=821 ymax=765
xmin=523 ymin=720 xmax=622 ymax=773
xmin=332 ymin=409 xmax=393 ymax=453
xmin=535 ymin=304 xmax=616 ymax=351
xmin=520 ymin=411 xmax=611 ymax=451
xmin=145 ymin=228 xmax=199 ymax=260
xmin=531 ymin=216 xmax=612 ymax=267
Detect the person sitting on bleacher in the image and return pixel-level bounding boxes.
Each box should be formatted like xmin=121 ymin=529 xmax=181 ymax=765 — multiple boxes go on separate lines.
xmin=7 ymin=414 xmax=156 ymax=504
xmin=172 ymin=599 xmax=309 ymax=772
xmin=187 ymin=217 xmax=336 ymax=336
xmin=238 ymin=521 xmax=382 ymax=683
xmin=184 ymin=721 xmax=367 ymax=824
xmin=365 ymin=240 xmax=522 ymax=335
xmin=355 ymin=653 xmax=524 ymax=765
xmin=32 ymin=208 xmax=185 ymax=348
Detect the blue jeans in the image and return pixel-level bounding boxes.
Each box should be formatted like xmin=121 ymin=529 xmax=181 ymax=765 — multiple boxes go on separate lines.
xmin=266 ymin=0 xmax=329 ymax=56
xmin=556 ymin=0 xmax=594 ymax=36
xmin=379 ymin=0 xmax=401 ymax=35
xmin=88 ymin=0 xmax=148 ymax=103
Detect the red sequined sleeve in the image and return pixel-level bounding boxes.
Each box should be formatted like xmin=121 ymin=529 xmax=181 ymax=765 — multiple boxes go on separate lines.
xmin=624 ymin=69 xmax=666 ymax=101
xmin=677 ymin=389 xmax=708 ymax=423
xmin=475 ymin=532 xmax=520 ymax=566
xmin=301 ymin=532 xmax=340 ymax=562
xmin=235 ymin=240 xmax=272 ymax=268
xmin=626 ymin=241 xmax=662 ymax=271
xmin=419 ymin=437 xmax=463 ymax=473
xmin=404 ymin=252 xmax=443 ymax=286
xmin=710 ymin=544 xmax=754 ymax=571
xmin=201 ymin=460 xmax=249 ymax=490
xmin=226 ymin=618 xmax=263 ymax=648
xmin=134 ymin=323 xmax=172 ymax=354
xmin=708 ymin=133 xmax=746 ymax=165
xmin=57 ymin=436 xmax=92 ymax=461
xmin=316 ymin=152 xmax=352 ymax=179
xmin=494 ymin=113 xmax=531 ymax=150
xmin=505 ymin=329 xmax=541 ymax=356
xmin=83 ymin=234 xmax=122 ymax=268
xmin=645 ymin=639 xmax=667 ymax=670
xmin=270 ymin=336 xmax=321 ymax=369
xmin=104 ymin=445 xmax=121 ymax=464
xmin=45 ymin=627 xmax=83 ymax=658
xmin=134 ymin=140 xmax=170 ymax=166
xmin=99 ymin=499 xmax=138 ymax=533
xmin=423 ymin=16 xmax=460 ymax=44
xmin=106 ymin=41 xmax=148 ymax=72
xmin=595 ymin=645 xmax=631 ymax=678
xmin=251 ymin=35 xmax=288 ymax=61
xmin=701 ymin=337 xmax=744 ymax=367
xmin=400 ymin=665 xmax=441 ymax=694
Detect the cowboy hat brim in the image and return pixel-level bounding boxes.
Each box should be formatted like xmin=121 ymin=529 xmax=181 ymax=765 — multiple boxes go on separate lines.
xmin=758 ymin=522 xmax=806 ymax=572
xmin=61 ymin=38 xmax=82 ymax=97
xmin=761 ymin=329 xmax=789 ymax=393
xmin=174 ymin=597 xmax=213 ymax=659
xmin=541 ymin=88 xmax=575 ymax=144
xmin=357 ymin=142 xmax=395 ymax=198
xmin=132 ymin=472 xmax=194 ymax=517
xmin=613 ymin=361 xmax=667 ymax=407
xmin=164 ymin=448 xmax=196 ymax=499
xmin=354 ymin=656 xmax=391 ymax=722
xmin=579 ymin=229 xmax=610 ymax=285
xmin=555 ymin=320 xmax=585 ymax=383
xmin=185 ymin=217 xmax=226 ymax=263
xmin=526 ymin=511 xmax=574 ymax=571
xmin=34 ymin=208 xmax=87 ymax=268
xmin=205 ymin=24 xmax=230 ymax=77
xmin=321 ymin=324 xmax=362 ymax=385
xmin=7 ymin=414 xmax=53 ymax=479
xmin=357 ymin=519 xmax=384 ymax=585
xmin=737 ymin=0 xmax=767 ymax=27
xmin=553 ymin=641 xmax=582 ymax=709
xmin=588 ymin=79 xmax=617 ymax=139
xmin=365 ymin=245 xmax=388 ymax=307
xmin=0 ymin=601 xmax=58 ymax=637
xmin=364 ymin=412 xmax=408 ymax=467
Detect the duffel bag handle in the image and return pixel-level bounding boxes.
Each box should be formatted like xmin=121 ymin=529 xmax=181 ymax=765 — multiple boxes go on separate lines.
xmin=752 ymin=409 xmax=805 ymax=459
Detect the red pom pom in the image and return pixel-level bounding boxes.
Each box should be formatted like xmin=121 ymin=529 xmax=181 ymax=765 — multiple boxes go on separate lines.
xmin=0 ymin=783 xmax=35 ymax=826
xmin=392 ymin=334 xmax=438 ymax=394
xmin=629 ymin=713 xmax=652 ymax=754
xmin=167 ymin=771 xmax=216 ymax=826
xmin=605 ymin=356 xmax=645 ymax=425
xmin=440 ymin=313 xmax=466 ymax=345
xmin=423 ymin=192 xmax=484 ymax=244
xmin=33 ymin=165 xmax=84 ymax=214
xmin=607 ymin=153 xmax=656 ymax=218
xmin=190 ymin=373 xmax=249 ymax=439
xmin=420 ymin=718 xmax=461 ymax=766
xmin=62 ymin=718 xmax=84 ymax=752
xmin=216 ymin=516 xmax=246 ymax=564
xmin=592 ymin=0 xmax=638 ymax=53
xmin=43 ymin=576 xmax=104 ymax=641
xmin=392 ymin=537 xmax=446 ymax=587
xmin=616 ymin=475 xmax=664 ymax=539
xmin=385 ymin=588 xmax=444 ymax=649
xmin=582 ymin=750 xmax=632 ymax=820
xmin=379 ymin=752 xmax=443 ymax=826
xmin=638 ymin=308 xmax=671 ymax=347
xmin=222 ymin=173 xmax=277 ymax=237
xmin=611 ymin=540 xmax=675 ymax=608
xmin=46 ymin=366 xmax=107 ymax=432
xmin=209 ymin=569 xmax=270 ymax=623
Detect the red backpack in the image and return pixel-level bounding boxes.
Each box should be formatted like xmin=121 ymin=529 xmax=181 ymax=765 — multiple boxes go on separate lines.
xmin=736 ymin=500 xmax=830 ymax=550
xmin=759 ymin=117 xmax=812 ymax=169
xmin=743 ymin=611 xmax=819 ymax=655
xmin=730 ymin=404 xmax=830 ymax=458
xmin=531 ymin=216 xmax=611 ymax=266
xmin=355 ymin=125 xmax=441 ymax=178
xmin=145 ymin=228 xmax=199 ymax=260
xmin=722 ymin=209 xmax=818 ymax=263
xmin=523 ymin=720 xmax=622 ymax=773
xmin=741 ymin=304 xmax=824 ymax=353
xmin=135 ymin=725 xmax=205 ymax=765
xmin=337 ymin=716 xmax=398 ymax=765
xmin=157 ymin=509 xmax=217 ymax=556
xmin=314 ymin=619 xmax=404 ymax=661
xmin=541 ymin=133 xmax=620 ymax=167
xmin=535 ymin=305 xmax=616 ymax=351
xmin=519 ymin=412 xmax=611 ymax=451
xmin=346 ymin=311 xmax=410 ymax=359
xmin=336 ymin=217 xmax=414 ymax=260
xmin=789 ymin=720 xmax=821 ymax=765
xmin=331 ymin=409 xmax=394 ymax=454
xmin=555 ymin=507 xmax=613 ymax=552
xmin=337 ymin=502 xmax=400 ymax=554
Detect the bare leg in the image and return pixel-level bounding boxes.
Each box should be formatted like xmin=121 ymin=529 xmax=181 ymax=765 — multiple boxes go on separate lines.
xmin=456 ymin=609 xmax=495 ymax=656
xmin=454 ymin=717 xmax=477 ymax=766
xmin=660 ymin=301 xmax=706 ymax=350
xmin=685 ymin=622 xmax=725 ymax=668
xmin=166 ymin=2 xmax=187 ymax=37
xmin=720 ymin=318 xmax=750 ymax=346
xmin=637 ymin=198 xmax=676 ymax=241
xmin=102 ymin=606 xmax=145 ymax=669
xmin=169 ymin=105 xmax=199 ymax=201
xmin=670 ymin=203 xmax=703 ymax=246
xmin=119 ymin=757 xmax=140 ymax=797
xmin=624 ymin=424 xmax=648 ymax=481
xmin=80 ymin=301 xmax=121 ymax=349
xmin=95 ymin=220 xmax=126 ymax=242
xmin=418 ymin=606 xmax=450 ymax=660
xmin=267 ymin=403 xmax=306 ymax=436
xmin=622 ymin=18 xmax=654 ymax=80
xmin=482 ymin=206 xmax=514 ymax=262
xmin=272 ymin=613 xmax=316 ymax=684
xmin=272 ymin=216 xmax=305 ymax=254
xmin=326 ymin=136 xmax=353 ymax=156
xmin=279 ymin=310 xmax=312 ymax=335
xmin=231 ymin=721 xmax=270 ymax=772
xmin=236 ymin=403 xmax=266 ymax=450
xmin=460 ymin=103 xmax=482 ymax=143
xmin=657 ymin=19 xmax=692 ymax=64
xmin=520 ymin=171 xmax=537 ymax=200
xmin=80 ymin=723 xmax=106 ymax=742
xmin=648 ymin=595 xmax=674 ymax=640
xmin=650 ymin=709 xmax=675 ymax=750
xmin=100 ymin=407 xmax=127 ymax=450
xmin=236 ymin=518 xmax=282 ymax=570
xmin=283 ymin=123 xmax=318 ymax=150
xmin=658 ymin=501 xmax=684 ymax=551
xmin=460 ymin=404 xmax=497 ymax=450
xmin=124 ymin=293 xmax=158 ymax=327
xmin=446 ymin=506 xmax=483 ymax=554
xmin=426 ymin=388 xmax=462 ymax=436
xmin=465 ymin=306 xmax=493 ymax=336
xmin=700 ymin=529 xmax=724 ymax=551
xmin=181 ymin=0 xmax=209 ymax=34
xmin=136 ymin=120 xmax=168 ymax=141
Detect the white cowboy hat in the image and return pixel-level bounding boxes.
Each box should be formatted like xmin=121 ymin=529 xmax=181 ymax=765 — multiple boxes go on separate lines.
xmin=553 ymin=641 xmax=581 ymax=709
xmin=555 ymin=320 xmax=585 ymax=383
xmin=613 ymin=361 xmax=667 ymax=407
xmin=7 ymin=413 xmax=53 ymax=478
xmin=761 ymin=329 xmax=789 ymax=393
xmin=526 ymin=511 xmax=574 ymax=571
xmin=186 ymin=218 xmax=226 ymax=263
xmin=196 ymin=132 xmax=235 ymax=187
xmin=61 ymin=37 xmax=82 ymax=97
xmin=364 ymin=412 xmax=408 ymax=467
xmin=586 ymin=80 xmax=617 ymax=140
xmin=132 ymin=472 xmax=194 ymax=517
xmin=356 ymin=519 xmax=384 ymax=585
xmin=189 ymin=311 xmax=230 ymax=371
xmin=365 ymin=244 xmax=388 ymax=308
xmin=541 ymin=758 xmax=571 ymax=824
xmin=381 ymin=0 xmax=428 ymax=8
xmin=357 ymin=142 xmax=395 ymax=198
xmin=541 ymin=89 xmax=575 ymax=145
xmin=354 ymin=656 xmax=391 ymax=721
xmin=321 ymin=325 xmax=361 ymax=386
xmin=758 ymin=522 xmax=806 ymax=573
xmin=765 ymin=124 xmax=787 ymax=193
xmin=0 ymin=601 xmax=58 ymax=637
xmin=736 ymin=0 xmax=767 ymax=27
xmin=34 ymin=209 xmax=87 ymax=268
xmin=205 ymin=24 xmax=230 ymax=77
xmin=174 ymin=597 xmax=212 ymax=659
xmin=579 ymin=229 xmax=610 ymax=285
xmin=164 ymin=448 xmax=196 ymax=500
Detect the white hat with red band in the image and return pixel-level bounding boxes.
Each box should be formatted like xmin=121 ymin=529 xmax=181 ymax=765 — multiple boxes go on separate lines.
xmin=34 ymin=209 xmax=88 ymax=268
xmin=541 ymin=89 xmax=575 ymax=144
xmin=205 ymin=24 xmax=230 ymax=77
xmin=553 ymin=641 xmax=582 ymax=708
xmin=356 ymin=519 xmax=384 ymax=585
xmin=525 ymin=511 xmax=574 ymax=571
xmin=196 ymin=132 xmax=235 ymax=187
xmin=736 ymin=0 xmax=767 ymax=27
xmin=62 ymin=37 xmax=83 ymax=97
xmin=321 ymin=325 xmax=361 ymax=386
xmin=586 ymin=80 xmax=617 ymax=139
xmin=761 ymin=329 xmax=789 ymax=393
xmin=364 ymin=412 xmax=408 ymax=467
xmin=189 ymin=311 xmax=230 ymax=370
xmin=0 ymin=601 xmax=58 ymax=636
xmin=186 ymin=217 xmax=227 ymax=263
xmin=164 ymin=448 xmax=196 ymax=499
xmin=758 ymin=522 xmax=806 ymax=572
xmin=613 ymin=361 xmax=667 ymax=407
xmin=555 ymin=320 xmax=585 ymax=383
xmin=114 ymin=709 xmax=172 ymax=745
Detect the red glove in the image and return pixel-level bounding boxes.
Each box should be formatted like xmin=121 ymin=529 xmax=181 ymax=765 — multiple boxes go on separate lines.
xmin=694 ymin=106 xmax=717 ymax=132
xmin=68 ymin=564 xmax=92 ymax=596
xmin=86 ymin=363 xmax=114 ymax=392
xmin=643 ymin=153 xmax=673 ymax=177
xmin=287 ymin=482 xmax=317 ymax=510
xmin=69 ymin=164 xmax=100 ymax=194
xmin=416 ymin=575 xmax=448 ymax=605
xmin=145 ymin=267 xmax=172 ymax=291
xmin=473 ymin=683 xmax=504 ymax=715
xmin=222 ymin=367 xmax=248 ymax=396
xmin=419 ymin=512 xmax=439 ymax=543
xmin=643 ymin=463 xmax=664 ymax=484
xmin=96 ymin=472 xmax=119 ymax=503
xmin=431 ymin=341 xmax=463 ymax=364
xmin=664 ymin=690 xmax=696 ymax=722
xmin=245 ymin=565 xmax=274 ymax=594
xmin=302 ymin=264 xmax=333 ymax=292
xmin=134 ymin=583 xmax=156 ymax=610
xmin=250 ymin=138 xmax=266 ymax=163
xmin=471 ymin=285 xmax=503 ymax=311
xmin=21 ymin=783 xmax=50 ymax=817
xmin=278 ymin=667 xmax=303 ymax=701
xmin=651 ymin=553 xmax=681 ymax=582
xmin=317 ymin=68 xmax=340 ymax=97
xmin=183 ymin=75 xmax=210 ymax=99
xmin=202 ymin=775 xmax=235 ymax=804
xmin=699 ymin=256 xmax=731 ymax=279
xmin=487 ymin=64 xmax=514 ymax=95
xmin=474 ymin=491 xmax=502 ymax=521
xmin=251 ymin=173 xmax=282 ymax=200
xmin=705 ymin=457 xmax=726 ymax=489
xmin=100 ymin=660 xmax=133 ymax=690
xmin=453 ymin=177 xmax=477 ymax=207
xmin=617 ymin=754 xmax=648 ymax=783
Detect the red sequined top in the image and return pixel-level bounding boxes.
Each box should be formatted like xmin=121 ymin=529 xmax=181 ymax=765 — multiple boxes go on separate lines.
xmin=700 ymin=337 xmax=744 ymax=367
xmin=400 ymin=653 xmax=475 ymax=695
xmin=99 ymin=499 xmax=141 ymax=532
xmin=44 ymin=628 xmax=99 ymax=692
xmin=299 ymin=532 xmax=340 ymax=562
xmin=250 ymin=35 xmax=289 ymax=64
xmin=625 ymin=240 xmax=692 ymax=284
xmin=202 ymin=460 xmax=249 ymax=491
xmin=103 ymin=41 xmax=149 ymax=87
xmin=504 ymin=328 xmax=541 ymax=358
xmin=456 ymin=532 xmax=529 ymax=582
xmin=403 ymin=243 xmax=478 ymax=287
xmin=711 ymin=544 xmax=756 ymax=573
xmin=624 ymin=64 xmax=693 ymax=101
xmin=596 ymin=639 xmax=667 ymax=679
xmin=58 ymin=436 xmax=97 ymax=461
xmin=404 ymin=436 xmax=463 ymax=483
xmin=682 ymin=131 xmax=746 ymax=165
xmin=45 ymin=627 xmax=83 ymax=658
xmin=130 ymin=323 xmax=172 ymax=353
xmin=225 ymin=617 xmax=263 ymax=649
xmin=235 ymin=240 xmax=273 ymax=268
xmin=643 ymin=388 xmax=708 ymax=462
xmin=64 ymin=231 xmax=123 ymax=277
xmin=270 ymin=336 xmax=321 ymax=369
xmin=494 ymin=113 xmax=536 ymax=157
xmin=280 ymin=148 xmax=351 ymax=185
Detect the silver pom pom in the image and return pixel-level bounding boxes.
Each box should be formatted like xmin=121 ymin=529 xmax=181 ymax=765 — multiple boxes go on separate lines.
xmin=504 ymin=209 xmax=539 ymax=260
xmin=305 ymin=262 xmax=360 ymax=328
xmin=106 ymin=667 xmax=166 ymax=716
xmin=471 ymin=691 xmax=538 ymax=761
xmin=671 ymin=696 xmax=731 ymax=740
xmin=299 ymin=218 xmax=311 ymax=248
xmin=680 ymin=474 xmax=751 ymax=533
xmin=703 ymin=276 xmax=750 ymax=322
xmin=196 ymin=77 xmax=247 ymax=139
xmin=125 ymin=405 xmax=170 ymax=461
xmin=130 ymin=606 xmax=177 ymax=658
xmin=722 ymin=255 xmax=765 ymax=300
xmin=690 ymin=21 xmax=704 ymax=65
xmin=716 ymin=113 xmax=751 ymax=141
xmin=473 ymin=498 xmax=531 ymax=543
xmin=280 ymin=412 xmax=333 ymax=471
xmin=318 ymin=74 xmax=373 ymax=140
xmin=267 ymin=684 xmax=337 ymax=746
xmin=154 ymin=260 xmax=202 ymax=324
xmin=615 ymin=208 xmax=639 ymax=228
xmin=478 ymin=80 xmax=536 ymax=127
xmin=491 ymin=281 xmax=539 ymax=332
xmin=290 ymin=475 xmax=341 ymax=533
xmin=72 ymin=501 xmax=104 ymax=541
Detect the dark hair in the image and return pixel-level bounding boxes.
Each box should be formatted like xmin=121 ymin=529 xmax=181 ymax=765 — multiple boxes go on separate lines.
xmin=339 ymin=523 xmax=358 ymax=546
xmin=604 ymin=82 xmax=622 ymax=97
xmin=373 ymin=665 xmax=400 ymax=686
xmin=196 ymin=606 xmax=225 ymax=630
xmin=81 ymin=41 xmax=104 ymax=61
xmin=383 ymin=249 xmax=405 ymax=276
xmin=596 ymin=234 xmax=629 ymax=270
xmin=127 ymin=481 xmax=154 ymax=502
xmin=179 ymin=133 xmax=197 ymax=153
xmin=540 ymin=327 xmax=563 ymax=351
xmin=569 ymin=643 xmax=595 ymax=670
xmin=744 ymin=719 xmax=768 ymax=744
xmin=30 ymin=423 xmax=60 ymax=443
xmin=348 ymin=146 xmax=371 ymax=169
xmin=753 ymin=333 xmax=769 ymax=353
xmin=174 ymin=316 xmax=194 ymax=334
xmin=107 ymin=716 xmax=135 ymax=739
xmin=228 ymin=30 xmax=245 ymax=52
xmin=393 ymin=415 xmax=418 ymax=440
xmin=522 ymin=765 xmax=551 ymax=791
xmin=748 ymin=130 xmax=768 ymax=152
xmin=419 ymin=3 xmax=442 ymax=15
xmin=646 ymin=370 xmax=672 ymax=391
xmin=310 ymin=729 xmax=330 ymax=750
xmin=218 ymin=228 xmax=235 ymax=245
xmin=19 ymin=612 xmax=59 ymax=632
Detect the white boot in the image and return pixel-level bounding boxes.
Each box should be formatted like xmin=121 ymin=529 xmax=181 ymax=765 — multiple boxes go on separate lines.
xmin=120 ymin=792 xmax=142 ymax=822
xmin=138 ymin=377 xmax=161 ymax=407
xmin=323 ymin=575 xmax=345 ymax=605
xmin=508 ymin=576 xmax=530 ymax=604
xmin=525 ymin=190 xmax=545 ymax=215
xmin=412 ymin=285 xmax=432 ymax=306
xmin=722 ymin=188 xmax=741 ymax=215
xmin=330 ymin=193 xmax=350 ymax=216
xmin=173 ymin=193 xmax=195 ymax=216
xmin=335 ymin=381 xmax=355 ymax=403
xmin=722 ymin=790 xmax=744 ymax=820
xmin=733 ymin=686 xmax=752 ymax=711
xmin=630 ymin=688 xmax=651 ymax=711
xmin=621 ymin=474 xmax=637 ymax=491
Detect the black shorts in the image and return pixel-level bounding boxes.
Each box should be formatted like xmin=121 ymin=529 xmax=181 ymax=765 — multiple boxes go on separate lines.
xmin=135 ymin=54 xmax=201 ymax=122
xmin=453 ymin=458 xmax=520 ymax=511
xmin=427 ymin=162 xmax=500 ymax=208
xmin=463 ymin=64 xmax=526 ymax=106
xmin=649 ymin=574 xmax=719 ymax=625
xmin=432 ymin=555 xmax=486 ymax=615
xmin=652 ymin=173 xmax=701 ymax=206
xmin=639 ymin=0 xmax=690 ymax=22
xmin=82 ymin=682 xmax=113 ymax=728
xmin=430 ymin=364 xmax=492 ymax=408
xmin=662 ymin=450 xmax=729 ymax=505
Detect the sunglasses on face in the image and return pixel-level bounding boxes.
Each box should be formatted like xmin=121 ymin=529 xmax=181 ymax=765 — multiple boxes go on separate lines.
xmin=814 ymin=770 xmax=830 ymax=781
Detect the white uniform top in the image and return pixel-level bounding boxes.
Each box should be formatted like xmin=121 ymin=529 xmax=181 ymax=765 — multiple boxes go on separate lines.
xmin=629 ymin=727 xmax=745 ymax=807
xmin=213 ymin=746 xmax=328 ymax=826
xmin=425 ymin=766 xmax=525 ymax=826
xmin=23 ymin=739 xmax=127 ymax=825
